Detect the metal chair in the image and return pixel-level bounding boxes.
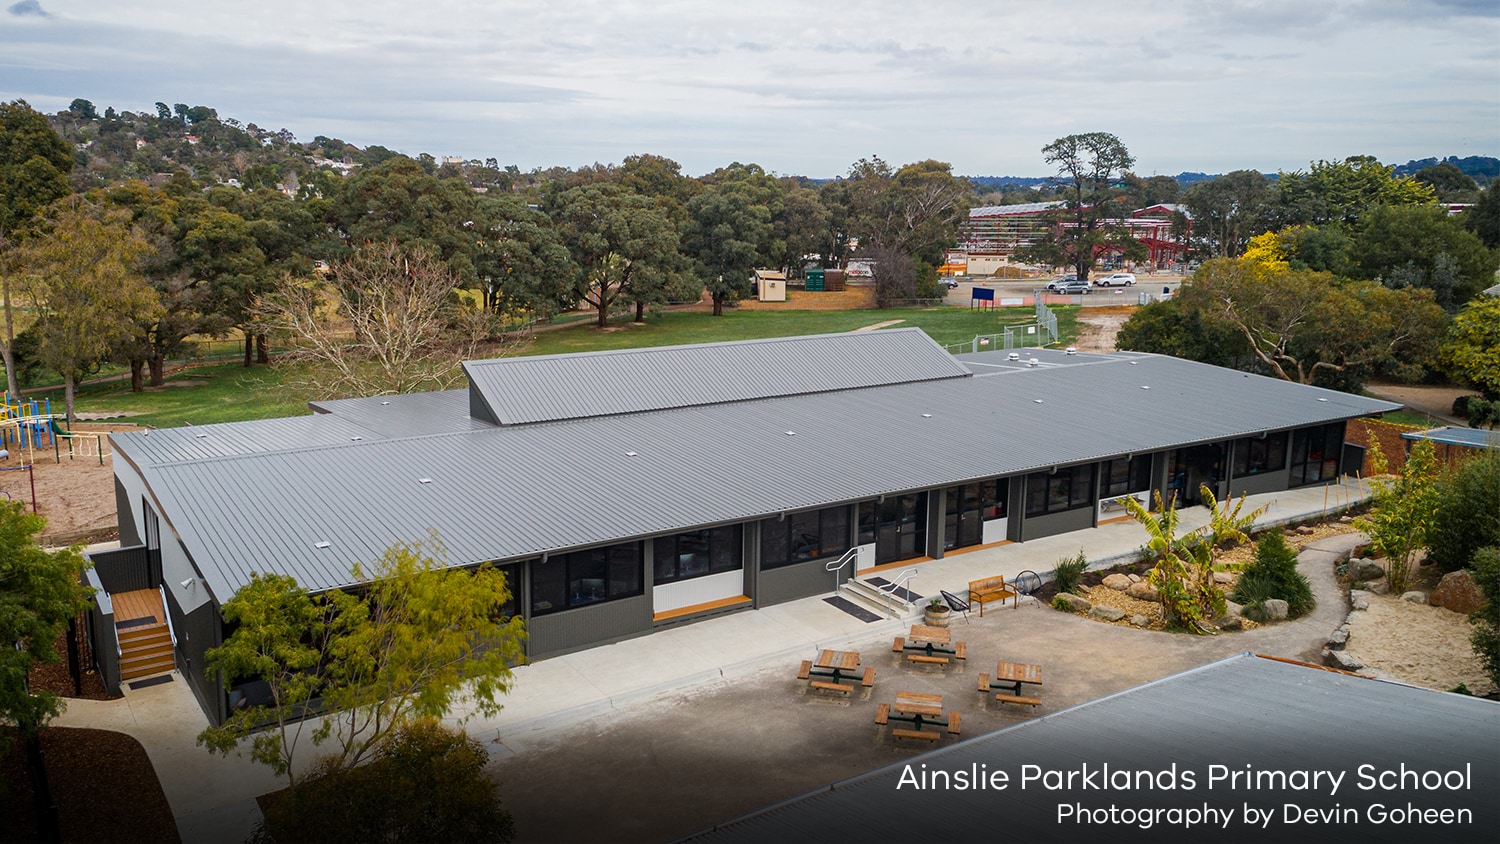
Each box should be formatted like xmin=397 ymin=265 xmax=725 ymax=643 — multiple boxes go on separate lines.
xmin=940 ymin=589 xmax=971 ymax=622
xmin=1013 ymin=571 xmax=1042 ymax=606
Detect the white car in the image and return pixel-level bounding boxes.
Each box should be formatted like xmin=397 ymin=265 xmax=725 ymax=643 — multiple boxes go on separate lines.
xmin=1094 ymin=272 xmax=1136 ymax=287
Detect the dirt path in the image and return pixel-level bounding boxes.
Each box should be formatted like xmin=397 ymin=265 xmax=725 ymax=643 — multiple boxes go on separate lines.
xmin=851 ymin=319 xmax=906 ymax=332
xmin=1365 ymin=382 xmax=1469 ymax=425
xmin=1072 ymin=306 xmax=1135 ymax=353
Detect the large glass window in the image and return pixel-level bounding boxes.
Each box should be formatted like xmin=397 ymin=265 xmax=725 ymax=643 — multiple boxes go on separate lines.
xmin=761 ymin=505 xmax=851 ymax=570
xmin=1290 ymin=424 xmax=1343 ymax=486
xmin=495 ymin=563 xmax=521 ymax=620
xmin=530 ymin=542 xmax=643 ymax=616
xmin=1024 ymin=464 xmax=1096 ymax=517
xmin=981 ymin=478 xmax=1008 ymax=520
xmin=654 ymin=525 xmax=743 ymax=584
xmin=1101 ymin=455 xmax=1152 ymax=498
xmin=1233 ymin=432 xmax=1288 ymax=478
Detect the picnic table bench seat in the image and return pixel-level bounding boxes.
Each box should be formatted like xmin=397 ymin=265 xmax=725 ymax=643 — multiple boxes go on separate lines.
xmin=809 ymin=680 xmax=852 ymax=694
xmin=892 ymin=728 xmax=940 ymax=742
xmin=968 ymin=576 xmax=1018 ymax=615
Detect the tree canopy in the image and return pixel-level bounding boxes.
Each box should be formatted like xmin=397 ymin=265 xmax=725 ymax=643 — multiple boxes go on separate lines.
xmin=1015 ymin=132 xmax=1144 ymax=280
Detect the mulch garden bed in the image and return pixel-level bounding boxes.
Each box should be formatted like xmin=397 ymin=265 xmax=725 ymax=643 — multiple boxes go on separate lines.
xmin=27 ymin=629 xmax=121 ymax=702
xmin=1033 ymin=558 xmax=1154 ymax=604
xmin=0 ymin=726 xmax=179 ymax=843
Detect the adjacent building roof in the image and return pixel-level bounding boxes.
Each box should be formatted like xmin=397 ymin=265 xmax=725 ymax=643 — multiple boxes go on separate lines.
xmin=113 ymin=414 xmax=381 ymax=468
xmin=1401 ymin=425 xmax=1500 ymax=451
xmin=682 ymin=654 xmax=1500 ymax=843
xmin=462 ymin=329 xmax=972 ymax=425
xmin=115 ymin=341 xmax=1397 ymax=602
xmin=968 ymin=201 xmax=1066 ymax=217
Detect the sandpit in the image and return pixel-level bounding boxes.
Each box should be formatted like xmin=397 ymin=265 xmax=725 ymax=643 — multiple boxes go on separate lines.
xmin=0 ymin=423 xmax=134 ymax=544
xmin=1346 ymin=594 xmax=1494 ymax=695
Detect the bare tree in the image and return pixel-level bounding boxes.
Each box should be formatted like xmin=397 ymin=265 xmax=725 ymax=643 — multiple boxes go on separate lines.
xmin=253 ymin=242 xmax=496 ymax=398
xmin=864 ymin=242 xmax=920 ymax=308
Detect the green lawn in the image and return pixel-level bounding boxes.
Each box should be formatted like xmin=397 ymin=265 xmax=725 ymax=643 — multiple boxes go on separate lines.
xmin=52 ymin=306 xmax=1079 ymax=428
xmin=1378 ymin=409 xmax=1447 ymax=428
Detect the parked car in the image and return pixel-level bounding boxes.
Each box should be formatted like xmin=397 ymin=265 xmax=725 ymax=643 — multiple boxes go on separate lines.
xmin=1094 ymin=272 xmax=1137 ymax=287
xmin=1054 ymin=279 xmax=1091 ymax=295
xmin=944 ymin=278 xmax=961 ymax=290
xmin=1045 ymin=274 xmax=1078 ymax=291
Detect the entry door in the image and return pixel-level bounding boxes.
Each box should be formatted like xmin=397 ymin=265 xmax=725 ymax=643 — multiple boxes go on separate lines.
xmin=876 ymin=492 xmax=928 ymax=564
xmin=1168 ymin=445 xmax=1226 ymax=506
xmin=943 ymin=484 xmax=983 ymax=551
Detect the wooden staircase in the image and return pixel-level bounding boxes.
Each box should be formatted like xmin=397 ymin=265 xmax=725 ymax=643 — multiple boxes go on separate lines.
xmin=113 ymin=589 xmax=176 ymax=683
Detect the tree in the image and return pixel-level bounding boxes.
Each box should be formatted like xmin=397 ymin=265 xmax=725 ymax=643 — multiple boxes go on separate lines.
xmin=470 ymin=193 xmax=573 ymax=317
xmin=13 ymin=197 xmax=161 ymax=420
xmin=1274 ymin=155 xmax=1436 ymax=226
xmin=1441 ymin=296 xmax=1500 ymax=399
xmin=254 ymin=242 xmax=492 ymax=398
xmin=1015 ymin=133 xmax=1142 ymax=280
xmin=1355 ymin=438 xmax=1439 ymax=594
xmin=66 ymin=98 xmax=97 ymax=120
xmin=1427 ymin=451 xmax=1500 ymax=572
xmin=1114 ymin=297 xmax=1250 ymax=367
xmin=1351 ymin=204 xmax=1498 ymax=310
xmin=1120 ymin=173 xmax=1180 ymax=211
xmin=198 ymin=539 xmax=524 ymax=787
xmin=1124 ymin=487 xmax=1263 ymax=633
xmin=1465 ymin=183 xmax=1500 ymax=248
xmin=1413 ymin=161 xmax=1478 ymax=202
xmin=0 ymin=500 xmax=93 ymax=743
xmin=1183 ymin=258 xmax=1448 ymax=389
xmin=552 ymin=184 xmax=679 ymax=328
xmin=183 ymin=204 xmax=269 ymax=367
xmin=1469 ymin=546 xmax=1500 ymax=692
xmin=682 ymin=182 xmax=774 ymax=316
xmin=0 ymin=100 xmax=74 ymax=398
xmin=331 ymin=157 xmax=483 ymax=285
xmin=772 ymin=183 xmax=830 ymax=276
xmin=861 ymin=159 xmax=972 ymax=266
xmin=1183 ymin=170 xmax=1273 ymax=258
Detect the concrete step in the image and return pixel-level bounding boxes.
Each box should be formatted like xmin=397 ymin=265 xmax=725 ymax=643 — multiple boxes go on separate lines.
xmin=841 ymin=578 xmax=913 ymax=618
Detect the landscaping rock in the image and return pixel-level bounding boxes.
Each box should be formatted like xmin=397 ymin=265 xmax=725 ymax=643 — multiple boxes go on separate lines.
xmin=1089 ymin=606 xmax=1126 ymax=622
xmin=1126 ymin=573 xmax=1142 ymax=583
xmin=1327 ymin=625 xmax=1349 ymax=647
xmin=1429 ymin=570 xmax=1486 ymax=615
xmin=1349 ymin=590 xmax=1371 ymax=611
xmin=1102 ymin=573 xmax=1132 ymax=591
xmin=1217 ymin=615 xmax=1243 ymax=631
xmin=1222 ymin=600 xmax=1244 ymax=619
xmin=1128 ymin=614 xmax=1152 ymax=627
xmin=1126 ymin=581 xmax=1160 ymax=602
xmin=1364 ymin=578 xmax=1390 ymax=596
xmin=1339 ymin=514 xmax=1353 ymax=523
xmin=1212 ymin=571 xmax=1233 ymax=584
xmin=1054 ymin=593 xmax=1092 ymax=613
xmin=1349 ymin=558 xmax=1386 ymax=581
xmin=1296 ymin=525 xmax=1316 ymax=535
xmin=1245 ymin=599 xmax=1289 ymax=622
xmin=1400 ymin=591 xmax=1428 ymax=604
xmin=1324 ymin=649 xmax=1366 ymax=672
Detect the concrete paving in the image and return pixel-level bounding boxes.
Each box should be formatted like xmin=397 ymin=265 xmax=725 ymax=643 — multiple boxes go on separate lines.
xmin=51 ymin=479 xmax=1370 ymax=843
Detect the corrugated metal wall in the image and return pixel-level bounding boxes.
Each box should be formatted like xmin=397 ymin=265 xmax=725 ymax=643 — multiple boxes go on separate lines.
xmin=163 ymin=583 xmax=223 ymax=725
xmin=758 ymin=557 xmax=845 ymax=607
xmin=114 ymin=478 xmax=142 ymax=547
xmin=89 ymin=546 xmax=155 ymax=593
xmin=85 ymin=569 xmax=120 ymax=693
xmin=527 ymin=594 xmax=653 ymax=658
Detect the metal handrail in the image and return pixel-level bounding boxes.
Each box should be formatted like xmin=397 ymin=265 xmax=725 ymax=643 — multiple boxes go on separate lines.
xmin=879 ymin=568 xmax=921 ymax=604
xmin=158 ymin=585 xmax=177 ymax=647
xmin=825 ymin=547 xmax=859 ymax=592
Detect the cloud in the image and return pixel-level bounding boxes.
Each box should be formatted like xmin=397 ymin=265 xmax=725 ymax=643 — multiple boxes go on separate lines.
xmin=7 ymin=0 xmax=50 ymax=17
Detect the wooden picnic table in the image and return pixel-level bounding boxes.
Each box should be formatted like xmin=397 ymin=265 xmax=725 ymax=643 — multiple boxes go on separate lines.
xmin=978 ymin=661 xmax=1044 ymax=708
xmin=797 ymin=649 xmax=874 ymax=693
xmin=875 ymin=690 xmax=961 ymax=740
xmin=893 ymin=624 xmax=966 ymax=664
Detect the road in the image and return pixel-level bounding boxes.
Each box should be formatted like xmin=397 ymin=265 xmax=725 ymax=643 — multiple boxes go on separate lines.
xmin=943 ymin=276 xmax=1186 ymax=308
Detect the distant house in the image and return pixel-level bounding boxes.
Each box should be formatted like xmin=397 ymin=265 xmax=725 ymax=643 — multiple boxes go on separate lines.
xmin=184 ymin=135 xmax=200 ymax=145
xmin=134 ymin=138 xmax=147 ymax=150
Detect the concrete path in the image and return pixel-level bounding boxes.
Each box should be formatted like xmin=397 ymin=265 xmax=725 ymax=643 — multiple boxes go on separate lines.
xmin=51 ymin=479 xmax=1370 ymax=843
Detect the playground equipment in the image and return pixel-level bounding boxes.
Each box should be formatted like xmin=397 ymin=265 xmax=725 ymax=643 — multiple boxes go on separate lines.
xmin=0 ymin=449 xmax=37 ymax=513
xmin=0 ymin=393 xmax=107 ymax=465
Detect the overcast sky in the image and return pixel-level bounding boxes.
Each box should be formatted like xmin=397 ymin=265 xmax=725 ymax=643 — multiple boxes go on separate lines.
xmin=3 ymin=0 xmax=1497 ymax=177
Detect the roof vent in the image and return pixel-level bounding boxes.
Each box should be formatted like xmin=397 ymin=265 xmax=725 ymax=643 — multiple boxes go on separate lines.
xmin=1317 ymin=398 xmax=1329 ymax=402
xmin=1028 ymin=358 xmax=1040 ymax=367
xmin=1034 ymin=399 xmax=1045 ymax=404
xmin=1129 ymin=361 xmax=1138 ymax=366
xmin=418 ymin=478 xmax=433 ymax=484
xmin=921 ymin=413 xmax=933 ymax=418
xmin=314 ymin=541 xmax=331 ymax=549
xmin=1007 ymin=352 xmax=1021 ymax=361
xmin=380 ymin=400 xmax=391 ymax=406
xmin=625 ymin=451 xmax=638 ymax=457
xmin=1141 ymin=385 xmax=1151 ymax=390
xmin=785 ymin=431 xmax=797 ymax=436
xmin=194 ymin=432 xmax=209 ymax=439
xmin=350 ymin=436 xmax=363 ymax=441
xmin=1065 ymin=346 xmax=1078 ymax=355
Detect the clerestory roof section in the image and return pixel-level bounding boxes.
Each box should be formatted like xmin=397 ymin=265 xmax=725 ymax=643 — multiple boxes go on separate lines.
xmin=461 ymin=328 xmax=973 ymax=425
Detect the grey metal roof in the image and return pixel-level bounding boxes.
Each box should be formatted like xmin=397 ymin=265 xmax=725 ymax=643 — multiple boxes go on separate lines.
xmin=968 ymin=201 xmax=1066 ymax=217
xmin=112 ymin=414 xmax=381 ymax=467
xmin=1401 ymin=426 xmax=1500 ymax=450
xmin=308 ymin=390 xmax=495 ymax=438
xmin=682 ymin=654 xmax=1500 ymax=843
xmin=134 ymin=349 xmax=1396 ymax=601
xmin=462 ymin=328 xmax=972 ymax=425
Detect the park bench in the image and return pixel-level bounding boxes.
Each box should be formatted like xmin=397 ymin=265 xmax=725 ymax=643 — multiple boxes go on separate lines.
xmin=968 ymin=575 xmax=1018 ymax=616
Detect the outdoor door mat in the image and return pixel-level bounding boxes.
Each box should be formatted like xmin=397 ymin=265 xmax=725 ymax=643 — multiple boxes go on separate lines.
xmin=128 ymin=675 xmax=174 ymax=690
xmin=865 ymin=576 xmax=924 ymax=603
xmin=824 ymin=595 xmax=882 ymax=623
xmin=115 ymin=616 xmax=157 ymax=630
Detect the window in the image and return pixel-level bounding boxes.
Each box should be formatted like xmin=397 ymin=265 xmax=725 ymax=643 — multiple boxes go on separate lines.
xmin=529 ymin=542 xmax=643 ymax=616
xmin=654 ymin=525 xmax=743 ymax=584
xmin=1101 ymin=455 xmax=1152 ymax=499
xmin=981 ymin=478 xmax=1008 ymax=520
xmin=494 ymin=563 xmax=521 ymax=619
xmin=1024 ymin=465 xmax=1096 ymax=517
xmin=1233 ymin=432 xmax=1288 ymax=477
xmin=1290 ymin=423 xmax=1343 ymax=486
xmin=761 ymin=505 xmax=851 ymax=570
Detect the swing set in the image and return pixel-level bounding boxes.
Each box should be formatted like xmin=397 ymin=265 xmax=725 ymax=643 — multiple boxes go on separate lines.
xmin=1 ymin=393 xmax=108 ymax=466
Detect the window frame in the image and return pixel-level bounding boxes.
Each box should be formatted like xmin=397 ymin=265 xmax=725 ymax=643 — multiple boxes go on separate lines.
xmin=1289 ymin=423 xmax=1343 ymax=487
xmin=1101 ymin=455 xmax=1152 ymax=499
xmin=1232 ymin=432 xmax=1289 ymax=478
xmin=653 ymin=525 xmax=744 ymax=585
xmin=761 ymin=505 xmax=852 ymax=570
xmin=1024 ymin=464 xmax=1096 ymax=518
xmin=529 ymin=541 xmax=644 ymax=617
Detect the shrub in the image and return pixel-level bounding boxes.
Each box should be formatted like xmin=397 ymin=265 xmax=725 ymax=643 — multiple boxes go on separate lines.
xmin=1051 ymin=595 xmax=1076 ymax=612
xmin=1452 ymin=395 xmax=1473 ymax=418
xmin=1471 ymin=546 xmax=1500 ymax=693
xmin=255 ymin=721 xmax=514 ymax=844
xmin=1053 ymin=550 xmax=1088 ymax=594
xmin=1429 ymin=451 xmax=1500 ymax=571
xmin=1231 ymin=532 xmax=1315 ymax=618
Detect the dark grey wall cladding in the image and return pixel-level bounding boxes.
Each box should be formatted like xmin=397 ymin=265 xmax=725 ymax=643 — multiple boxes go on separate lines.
xmin=1020 ymin=506 xmax=1096 ymax=542
xmin=114 ymin=478 xmax=142 ymax=547
xmin=757 ymin=556 xmax=844 ymax=607
xmin=86 ymin=570 xmax=120 ymax=693
xmin=527 ymin=594 xmax=653 ymax=659
xmin=164 ymin=587 xmax=223 ymax=725
xmin=90 ymin=545 xmax=154 ymax=594
xmin=1227 ymin=466 xmax=1291 ymax=498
